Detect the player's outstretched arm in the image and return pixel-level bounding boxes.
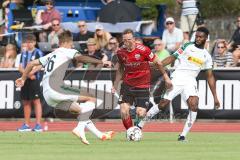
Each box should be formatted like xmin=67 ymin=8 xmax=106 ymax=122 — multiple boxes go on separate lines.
xmin=161 ymin=55 xmax=176 ymax=67
xmin=15 ymin=59 xmax=41 ymax=87
xmin=153 ymin=57 xmax=172 ymax=90
xmin=74 ymin=55 xmax=111 ymax=66
xmin=205 ymin=69 xmax=220 ymax=109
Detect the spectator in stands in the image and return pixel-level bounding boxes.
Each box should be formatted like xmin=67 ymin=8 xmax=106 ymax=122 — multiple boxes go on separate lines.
xmin=135 ymin=37 xmax=143 ymax=44
xmin=85 ymin=38 xmax=108 ymax=68
xmin=0 ymin=44 xmax=17 ymax=68
xmin=48 ymin=18 xmax=64 ymax=49
xmin=17 ymin=34 xmax=43 ymax=132
xmin=102 ymin=37 xmax=119 ymax=66
xmin=162 ymin=17 xmax=183 ymax=54
xmin=73 ymin=20 xmax=94 ymax=53
xmin=177 ymin=0 xmax=199 ymax=42
xmin=15 ymin=42 xmax=28 ymax=68
xmin=35 ymin=0 xmax=61 ymax=42
xmin=229 ymin=16 xmax=240 ymax=67
xmin=94 ymin=24 xmax=112 ymax=50
xmin=152 ymin=39 xmax=171 ymax=68
xmin=213 ymin=40 xmax=234 ymax=67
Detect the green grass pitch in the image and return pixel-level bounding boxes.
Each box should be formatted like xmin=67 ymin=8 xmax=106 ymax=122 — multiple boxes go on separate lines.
xmin=0 ymin=132 xmax=240 ymax=160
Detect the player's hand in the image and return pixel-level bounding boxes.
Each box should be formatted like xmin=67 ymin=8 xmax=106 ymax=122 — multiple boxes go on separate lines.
xmin=111 ymin=86 xmax=116 ymax=94
xmin=102 ymin=60 xmax=112 ymax=67
xmin=15 ymin=78 xmax=25 ymax=88
xmin=165 ymin=78 xmax=173 ymax=90
xmin=214 ymin=98 xmax=220 ymax=109
xmin=29 ymin=75 xmax=36 ymax=80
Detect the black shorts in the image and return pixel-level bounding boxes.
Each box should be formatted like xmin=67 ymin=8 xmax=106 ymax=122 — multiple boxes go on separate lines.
xmin=20 ymin=79 xmax=41 ymax=100
xmin=118 ymin=83 xmax=150 ymax=109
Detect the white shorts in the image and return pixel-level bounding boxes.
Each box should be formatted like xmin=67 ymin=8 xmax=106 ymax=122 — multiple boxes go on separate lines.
xmin=43 ymin=88 xmax=79 ymax=107
xmin=163 ymin=83 xmax=198 ymax=101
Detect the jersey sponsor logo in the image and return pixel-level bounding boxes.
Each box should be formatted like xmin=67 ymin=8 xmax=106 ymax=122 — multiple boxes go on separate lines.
xmin=149 ymin=52 xmax=154 ymax=59
xmin=187 ymin=56 xmax=203 ymax=65
xmin=135 ymin=54 xmax=141 ymax=60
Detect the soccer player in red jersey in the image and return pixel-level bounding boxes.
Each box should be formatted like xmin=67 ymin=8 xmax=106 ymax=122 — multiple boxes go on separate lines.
xmin=112 ymin=29 xmax=172 ymax=130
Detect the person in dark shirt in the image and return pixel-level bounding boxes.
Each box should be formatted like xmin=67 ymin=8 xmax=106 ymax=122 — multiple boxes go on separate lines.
xmin=229 ymin=17 xmax=240 ymax=66
xmin=73 ymin=21 xmax=94 ymax=53
xmin=17 ymin=34 xmax=44 ymax=132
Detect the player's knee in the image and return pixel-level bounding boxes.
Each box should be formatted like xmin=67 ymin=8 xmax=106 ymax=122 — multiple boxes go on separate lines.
xmin=120 ymin=107 xmax=129 ymax=119
xmin=136 ymin=108 xmax=146 ymax=118
xmin=158 ymin=99 xmax=170 ymax=109
xmin=88 ymin=97 xmax=96 ymax=103
xmin=188 ymin=97 xmax=198 ymax=112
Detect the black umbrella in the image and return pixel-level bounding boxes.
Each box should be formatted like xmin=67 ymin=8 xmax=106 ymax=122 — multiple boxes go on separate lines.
xmin=98 ymin=0 xmax=141 ymax=24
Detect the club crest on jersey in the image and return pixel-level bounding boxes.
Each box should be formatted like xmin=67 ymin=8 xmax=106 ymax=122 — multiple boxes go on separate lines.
xmin=149 ymin=52 xmax=154 ymax=59
xmin=177 ymin=48 xmax=184 ymax=54
xmin=135 ymin=54 xmax=141 ymax=60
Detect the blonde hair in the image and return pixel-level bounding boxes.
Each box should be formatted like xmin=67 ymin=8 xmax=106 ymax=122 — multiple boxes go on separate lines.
xmin=94 ymin=31 xmax=111 ymax=50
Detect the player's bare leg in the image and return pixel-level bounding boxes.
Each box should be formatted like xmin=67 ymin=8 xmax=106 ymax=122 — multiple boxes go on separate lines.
xmin=178 ymin=96 xmax=198 ymax=141
xmin=71 ymin=96 xmax=114 ymax=145
xmin=135 ymin=107 xmax=146 ymax=126
xmin=120 ymin=103 xmax=133 ymax=129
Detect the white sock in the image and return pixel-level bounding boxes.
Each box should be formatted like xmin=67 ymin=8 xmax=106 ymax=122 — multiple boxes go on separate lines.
xmin=85 ymin=120 xmax=103 ymax=139
xmin=180 ymin=111 xmax=197 ymax=137
xmin=75 ymin=121 xmax=87 ymax=139
xmin=137 ymin=104 xmax=160 ymax=128
xmin=79 ymin=102 xmax=95 ymax=114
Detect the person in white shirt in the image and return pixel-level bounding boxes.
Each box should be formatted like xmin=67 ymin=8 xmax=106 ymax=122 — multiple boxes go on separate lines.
xmin=137 ymin=27 xmax=220 ymax=141
xmin=15 ymin=30 xmax=114 ymax=145
xmin=162 ymin=17 xmax=184 ymax=54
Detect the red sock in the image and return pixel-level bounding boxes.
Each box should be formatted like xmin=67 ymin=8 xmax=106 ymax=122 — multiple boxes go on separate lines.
xmin=122 ymin=116 xmax=133 ymax=129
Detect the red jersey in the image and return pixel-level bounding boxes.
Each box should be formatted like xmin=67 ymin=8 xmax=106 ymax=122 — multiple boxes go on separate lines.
xmin=117 ymin=43 xmax=156 ymax=88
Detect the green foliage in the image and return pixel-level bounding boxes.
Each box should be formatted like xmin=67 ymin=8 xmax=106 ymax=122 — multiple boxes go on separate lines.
xmin=136 ymin=0 xmax=176 ymax=20
xmin=136 ymin=0 xmax=240 ymax=20
xmin=199 ymin=0 xmax=240 ymax=18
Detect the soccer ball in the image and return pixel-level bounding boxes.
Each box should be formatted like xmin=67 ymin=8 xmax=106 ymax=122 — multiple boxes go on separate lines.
xmin=126 ymin=126 xmax=142 ymax=141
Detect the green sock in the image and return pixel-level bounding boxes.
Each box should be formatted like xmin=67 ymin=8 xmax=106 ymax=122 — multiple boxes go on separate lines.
xmin=134 ymin=115 xmax=142 ymax=126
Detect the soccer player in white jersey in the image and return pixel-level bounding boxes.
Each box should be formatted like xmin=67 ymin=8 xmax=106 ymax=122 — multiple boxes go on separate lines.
xmin=137 ymin=27 xmax=220 ymax=141
xmin=15 ymin=31 xmax=114 ymax=145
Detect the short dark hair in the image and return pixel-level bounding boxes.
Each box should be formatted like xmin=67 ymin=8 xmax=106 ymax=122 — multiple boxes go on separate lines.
xmin=196 ymin=27 xmax=209 ymax=36
xmin=23 ymin=34 xmax=36 ymax=43
xmin=58 ymin=30 xmax=73 ymax=44
xmin=122 ymin=29 xmax=134 ymax=36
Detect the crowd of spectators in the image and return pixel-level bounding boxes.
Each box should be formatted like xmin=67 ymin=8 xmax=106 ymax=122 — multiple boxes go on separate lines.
xmin=0 ymin=0 xmax=239 ymax=70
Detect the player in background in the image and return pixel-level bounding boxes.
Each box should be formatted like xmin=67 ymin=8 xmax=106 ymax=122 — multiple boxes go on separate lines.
xmin=112 ymin=29 xmax=172 ymax=130
xmin=16 ymin=30 xmax=114 ymax=145
xmin=137 ymin=27 xmax=220 ymax=141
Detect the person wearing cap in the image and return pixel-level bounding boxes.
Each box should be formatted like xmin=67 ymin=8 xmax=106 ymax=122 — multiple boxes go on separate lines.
xmin=94 ymin=24 xmax=112 ymax=50
xmin=162 ymin=17 xmax=183 ymax=54
xmin=73 ymin=20 xmax=94 ymax=53
xmin=84 ymin=38 xmax=108 ymax=68
xmin=35 ymin=0 xmax=61 ymax=42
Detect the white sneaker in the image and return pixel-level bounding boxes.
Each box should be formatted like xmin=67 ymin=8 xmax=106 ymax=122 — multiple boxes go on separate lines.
xmin=72 ymin=127 xmax=90 ymax=145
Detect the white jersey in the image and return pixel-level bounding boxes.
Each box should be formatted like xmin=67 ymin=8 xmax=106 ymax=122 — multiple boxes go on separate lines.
xmin=39 ymin=47 xmax=78 ymax=93
xmin=171 ymin=42 xmax=213 ymax=85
